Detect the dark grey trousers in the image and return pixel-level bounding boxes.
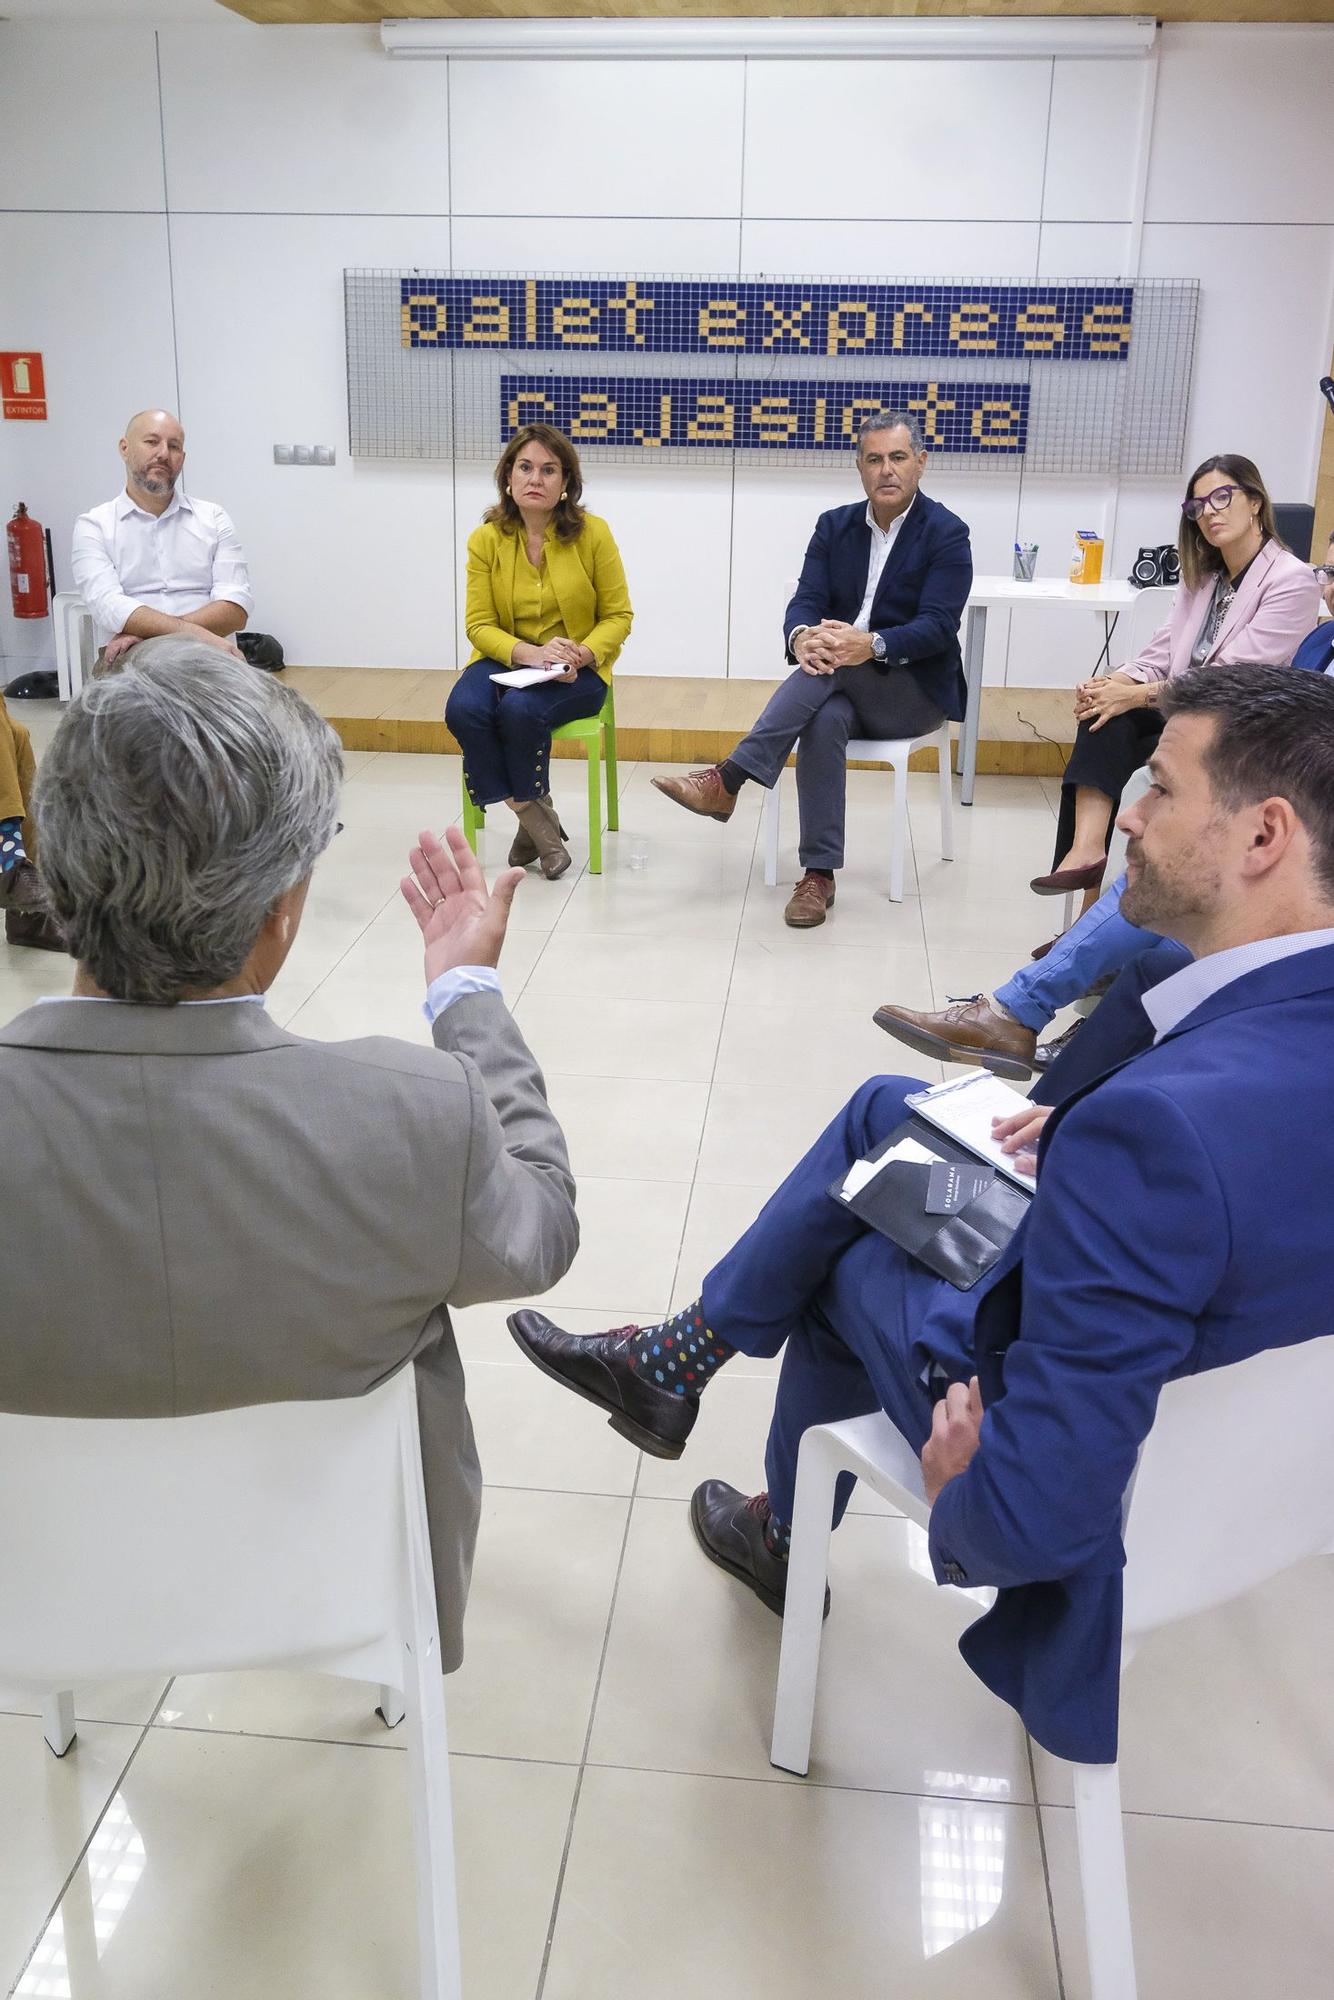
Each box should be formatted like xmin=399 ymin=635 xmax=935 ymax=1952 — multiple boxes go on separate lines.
xmin=730 ymin=662 xmax=944 ymax=871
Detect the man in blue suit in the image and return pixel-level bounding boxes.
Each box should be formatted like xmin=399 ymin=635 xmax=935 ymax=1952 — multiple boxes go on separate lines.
xmin=510 ymin=662 xmax=1334 ymax=1762
xmin=652 ymin=411 xmax=973 ymax=927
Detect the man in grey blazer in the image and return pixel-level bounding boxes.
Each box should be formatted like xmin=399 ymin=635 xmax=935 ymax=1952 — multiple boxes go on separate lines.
xmin=0 ymin=640 xmax=577 ymax=1670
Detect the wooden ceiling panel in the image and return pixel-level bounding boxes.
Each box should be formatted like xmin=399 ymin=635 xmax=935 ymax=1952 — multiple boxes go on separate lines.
xmin=218 ymin=0 xmax=1334 ymax=24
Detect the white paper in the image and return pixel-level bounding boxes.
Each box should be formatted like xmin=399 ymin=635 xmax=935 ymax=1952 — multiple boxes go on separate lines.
xmin=840 ymin=1135 xmax=939 ymax=1199
xmin=489 ymin=666 xmax=566 ymax=689
xmin=905 ymin=1073 xmax=1038 ymax=1192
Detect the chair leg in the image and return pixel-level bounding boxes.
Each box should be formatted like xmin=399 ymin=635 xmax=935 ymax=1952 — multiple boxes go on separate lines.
xmin=53 ymin=601 xmax=73 ymax=703
xmin=1062 ymin=889 xmax=1076 ymax=933
xmin=586 ymin=740 xmax=603 ymax=875
xmin=937 ymin=725 xmax=955 ymax=862
xmin=377 ymin=1684 xmax=406 ymax=1729
xmin=770 ymin=1432 xmax=840 ymax=1777
xmin=889 ymin=752 xmax=909 ymax=903
xmin=460 ymin=775 xmax=482 ymax=855
xmin=1073 ymin=1760 xmax=1138 ymax=2000
xmin=42 ymin=1690 xmax=77 ymax=1758
xmin=603 ymin=713 xmax=619 ymax=832
xmin=404 ymin=1635 xmax=464 ymax=2000
xmin=763 ymin=784 xmax=780 ymax=890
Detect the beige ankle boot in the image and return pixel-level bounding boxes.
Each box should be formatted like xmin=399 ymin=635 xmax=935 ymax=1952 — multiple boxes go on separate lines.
xmin=508 ymin=794 xmax=566 ymax=868
xmin=512 ymin=798 xmax=571 ymax=880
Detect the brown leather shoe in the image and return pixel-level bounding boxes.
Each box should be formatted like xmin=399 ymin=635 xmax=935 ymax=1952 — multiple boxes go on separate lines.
xmin=651 ymin=766 xmax=737 ymax=822
xmin=5 ymin=906 xmax=66 ymax=953
xmin=872 ymin=995 xmax=1036 ymax=1080
xmin=1029 ymin=859 xmax=1105 ymax=896
xmin=783 ymin=872 xmax=836 ymax=928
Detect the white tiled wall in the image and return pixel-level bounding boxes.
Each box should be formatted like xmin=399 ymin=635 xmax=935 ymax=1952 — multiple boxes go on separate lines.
xmin=1 ymin=18 xmax=1330 ymax=687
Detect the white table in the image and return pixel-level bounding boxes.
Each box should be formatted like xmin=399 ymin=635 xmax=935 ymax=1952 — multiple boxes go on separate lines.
xmin=959 ymin=575 xmax=1138 ymax=805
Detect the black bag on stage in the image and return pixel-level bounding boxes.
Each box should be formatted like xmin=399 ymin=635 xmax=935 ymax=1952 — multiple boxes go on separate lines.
xmin=236 ymin=631 xmax=285 ymax=673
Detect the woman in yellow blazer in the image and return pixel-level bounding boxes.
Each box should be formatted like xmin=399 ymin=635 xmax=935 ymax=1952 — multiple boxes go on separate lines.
xmin=446 ymin=424 xmax=633 ymax=879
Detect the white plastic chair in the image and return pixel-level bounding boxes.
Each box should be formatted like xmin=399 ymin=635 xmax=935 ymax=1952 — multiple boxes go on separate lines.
xmin=771 ymin=1332 xmax=1334 ymax=2000
xmin=51 ymin=590 xmax=95 ymax=700
xmin=0 ymin=1369 xmax=463 ymax=2000
xmin=762 ymin=718 xmax=955 ymax=903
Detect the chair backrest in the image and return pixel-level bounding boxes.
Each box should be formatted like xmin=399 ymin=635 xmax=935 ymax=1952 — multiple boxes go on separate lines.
xmin=0 ymin=1369 xmax=431 ymax=1689
xmin=1118 ymin=584 xmax=1175 ymax=668
xmin=1120 ymin=1334 xmax=1334 ymax=1639
xmin=1274 ymin=502 xmax=1314 ymax=563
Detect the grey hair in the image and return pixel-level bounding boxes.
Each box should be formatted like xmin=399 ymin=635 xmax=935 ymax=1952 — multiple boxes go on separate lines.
xmin=35 ymin=638 xmax=344 ymax=1003
xmin=856 ymin=410 xmax=926 ymax=454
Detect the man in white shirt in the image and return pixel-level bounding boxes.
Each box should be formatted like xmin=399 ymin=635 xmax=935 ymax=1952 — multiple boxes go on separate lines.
xmin=650 ymin=412 xmax=973 ymax=927
xmin=71 ymin=410 xmax=253 ymax=662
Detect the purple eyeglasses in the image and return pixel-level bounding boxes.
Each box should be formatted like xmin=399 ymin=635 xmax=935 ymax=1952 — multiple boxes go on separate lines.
xmin=1182 ymin=483 xmax=1246 ymax=521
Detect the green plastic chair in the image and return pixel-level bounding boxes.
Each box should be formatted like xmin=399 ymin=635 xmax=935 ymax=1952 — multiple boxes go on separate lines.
xmin=460 ymin=680 xmax=619 ymax=875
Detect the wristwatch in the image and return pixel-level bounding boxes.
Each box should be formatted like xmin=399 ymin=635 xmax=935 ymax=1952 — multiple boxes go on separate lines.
xmin=870 ymin=632 xmax=887 ymax=662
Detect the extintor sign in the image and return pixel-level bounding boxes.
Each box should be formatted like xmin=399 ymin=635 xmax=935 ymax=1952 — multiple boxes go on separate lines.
xmin=1 ymin=353 xmax=47 ymax=421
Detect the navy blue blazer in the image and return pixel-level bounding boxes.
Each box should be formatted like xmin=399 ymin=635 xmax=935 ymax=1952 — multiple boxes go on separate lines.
xmin=917 ymin=943 xmax=1334 ymax=1763
xmin=782 ymin=494 xmax=973 ymax=721
xmin=1292 ymin=621 xmax=1334 ymax=674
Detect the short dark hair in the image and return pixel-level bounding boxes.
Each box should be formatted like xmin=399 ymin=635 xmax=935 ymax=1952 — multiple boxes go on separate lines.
xmin=1160 ymin=662 xmax=1334 ymax=897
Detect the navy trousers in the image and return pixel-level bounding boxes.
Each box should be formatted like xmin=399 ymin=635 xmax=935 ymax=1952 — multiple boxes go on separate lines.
xmin=700 ymin=1075 xmax=976 ymax=1529
xmin=445 ymin=658 xmax=607 ymax=808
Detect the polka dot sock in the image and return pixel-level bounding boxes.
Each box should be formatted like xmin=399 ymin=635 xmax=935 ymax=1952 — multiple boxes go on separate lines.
xmin=0 ymin=817 xmax=26 ymax=876
xmin=623 ymin=1300 xmax=736 ymax=1399
xmin=757 ymin=1497 xmax=792 ymax=1562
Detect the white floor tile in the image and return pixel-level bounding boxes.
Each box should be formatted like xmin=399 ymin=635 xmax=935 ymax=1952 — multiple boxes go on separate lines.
xmin=544 ymin=1767 xmax=1059 ymax=2000
xmin=13 ymin=1728 xmax=575 ymax=2000
xmin=1042 ymin=1806 xmax=1334 ymax=2000
xmin=0 ymin=1713 xmax=142 ymax=1990
xmin=589 ymin=1501 xmax=1033 ymax=1799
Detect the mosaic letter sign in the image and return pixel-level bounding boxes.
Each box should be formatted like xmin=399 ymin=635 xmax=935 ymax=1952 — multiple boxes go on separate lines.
xmin=345 ymin=269 xmax=1198 ymax=474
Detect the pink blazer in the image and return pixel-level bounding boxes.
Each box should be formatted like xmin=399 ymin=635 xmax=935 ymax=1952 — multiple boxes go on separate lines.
xmin=1122 ymin=541 xmax=1320 ymax=684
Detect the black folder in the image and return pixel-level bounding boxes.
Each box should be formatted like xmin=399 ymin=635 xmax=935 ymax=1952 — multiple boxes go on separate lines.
xmin=827 ymin=1114 xmax=1032 ymax=1290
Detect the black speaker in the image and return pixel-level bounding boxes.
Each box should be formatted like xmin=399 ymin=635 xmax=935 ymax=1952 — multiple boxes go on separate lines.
xmin=1129 ymin=545 xmax=1180 ymax=590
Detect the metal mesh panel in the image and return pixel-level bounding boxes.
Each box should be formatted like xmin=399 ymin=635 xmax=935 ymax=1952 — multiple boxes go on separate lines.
xmin=346 ymin=269 xmax=1198 ymax=476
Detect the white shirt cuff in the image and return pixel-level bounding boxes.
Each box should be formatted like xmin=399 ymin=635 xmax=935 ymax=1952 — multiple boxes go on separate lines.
xmin=422 ymin=965 xmax=503 ymax=1024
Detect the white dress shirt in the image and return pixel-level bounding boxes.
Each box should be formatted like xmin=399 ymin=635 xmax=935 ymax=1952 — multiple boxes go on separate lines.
xmin=71 ymin=488 xmax=254 ymax=649
xmin=1142 ymin=926 xmax=1334 ymax=1042
xmin=853 ymin=497 xmax=915 ymax=633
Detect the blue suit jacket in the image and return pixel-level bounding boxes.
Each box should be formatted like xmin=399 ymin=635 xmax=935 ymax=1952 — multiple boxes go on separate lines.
xmin=917 ymin=943 xmax=1334 ymax=1763
xmin=1292 ymin=622 xmax=1334 ymax=674
xmin=783 ymin=494 xmax=973 ymax=721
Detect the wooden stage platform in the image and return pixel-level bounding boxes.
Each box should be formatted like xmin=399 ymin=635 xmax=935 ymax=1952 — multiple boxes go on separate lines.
xmin=280 ymin=667 xmax=1076 ymax=777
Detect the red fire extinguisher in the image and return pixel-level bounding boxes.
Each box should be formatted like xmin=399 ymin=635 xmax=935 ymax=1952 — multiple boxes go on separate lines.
xmin=7 ymin=502 xmax=50 ymax=620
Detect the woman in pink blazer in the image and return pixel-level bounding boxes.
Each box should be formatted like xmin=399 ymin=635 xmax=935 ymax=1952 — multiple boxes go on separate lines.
xmin=1034 ymin=453 xmax=1320 ymax=905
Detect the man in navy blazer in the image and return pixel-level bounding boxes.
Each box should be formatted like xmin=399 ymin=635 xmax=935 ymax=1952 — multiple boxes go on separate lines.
xmin=1291 ymin=528 xmax=1333 ymax=674
xmin=652 ymin=411 xmax=973 ymax=928
xmin=508 ymin=661 xmax=1334 ymax=1763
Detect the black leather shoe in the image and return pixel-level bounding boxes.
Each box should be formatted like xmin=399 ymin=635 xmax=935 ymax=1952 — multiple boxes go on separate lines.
xmin=689 ymin=1480 xmax=830 ymax=1619
xmin=506 ymin=1310 xmax=699 ymax=1459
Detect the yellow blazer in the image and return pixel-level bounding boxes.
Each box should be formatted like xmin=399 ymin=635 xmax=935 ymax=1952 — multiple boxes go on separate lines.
xmin=464 ymin=513 xmax=633 ymax=682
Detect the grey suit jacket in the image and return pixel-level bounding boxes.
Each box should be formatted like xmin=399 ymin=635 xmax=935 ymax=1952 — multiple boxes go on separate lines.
xmin=0 ymin=989 xmax=578 ymax=1670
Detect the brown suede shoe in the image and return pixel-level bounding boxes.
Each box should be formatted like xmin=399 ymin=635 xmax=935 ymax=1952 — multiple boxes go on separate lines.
xmin=783 ymin=872 xmax=836 ymax=929
xmin=651 ymin=766 xmax=737 ymax=821
xmin=872 ymin=995 xmax=1036 ymax=1080
xmin=5 ymin=907 xmax=66 ymax=953
xmin=0 ymin=858 xmax=44 ymax=913
xmin=1029 ymin=858 xmax=1105 ymax=896
xmin=508 ymin=795 xmax=567 ymax=868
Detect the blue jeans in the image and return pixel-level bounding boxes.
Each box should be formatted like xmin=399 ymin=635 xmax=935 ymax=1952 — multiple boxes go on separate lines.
xmin=445 ymin=657 xmax=607 ymax=807
xmin=994 ymin=873 xmax=1155 ymax=1033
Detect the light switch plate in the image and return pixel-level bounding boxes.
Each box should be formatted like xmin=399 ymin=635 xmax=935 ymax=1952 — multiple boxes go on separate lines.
xmin=273 ymin=444 xmax=293 ymax=464
xmin=313 ymin=444 xmax=336 ymax=466
xmin=293 ymin=444 xmax=313 ymax=464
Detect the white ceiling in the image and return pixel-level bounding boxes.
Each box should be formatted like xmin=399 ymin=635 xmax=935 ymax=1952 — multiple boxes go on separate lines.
xmin=0 ymin=0 xmax=238 ymax=22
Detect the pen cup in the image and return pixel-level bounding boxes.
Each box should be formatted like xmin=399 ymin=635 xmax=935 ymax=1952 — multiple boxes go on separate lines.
xmin=1013 ymin=544 xmax=1038 ymax=583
